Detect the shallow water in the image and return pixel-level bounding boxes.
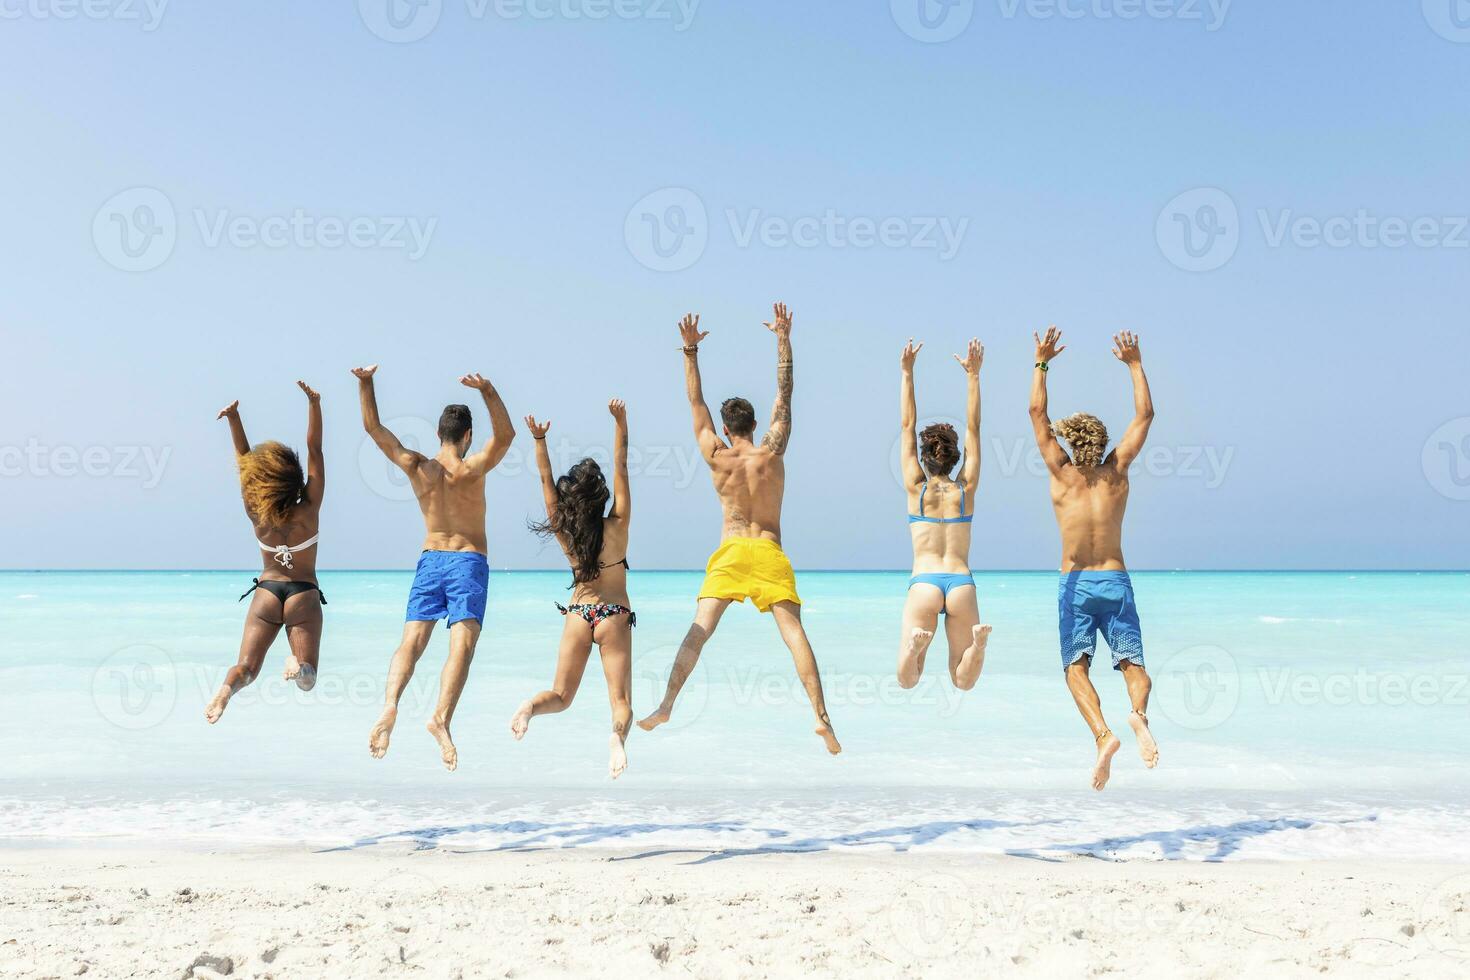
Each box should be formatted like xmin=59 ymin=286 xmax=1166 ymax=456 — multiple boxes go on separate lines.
xmin=2 ymin=570 xmax=1467 ymax=861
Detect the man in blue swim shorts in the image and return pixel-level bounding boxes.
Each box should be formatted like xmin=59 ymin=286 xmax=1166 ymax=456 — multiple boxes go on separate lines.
xmin=1029 ymin=326 xmax=1160 ymax=791
xmin=354 ymin=365 xmax=515 ymax=772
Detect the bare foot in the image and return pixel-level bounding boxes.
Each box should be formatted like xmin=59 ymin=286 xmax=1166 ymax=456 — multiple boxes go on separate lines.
xmin=426 ymin=717 xmax=458 ymax=772
xmin=368 ymin=707 xmax=397 ymax=759
xmin=953 ymin=624 xmax=993 ymax=688
xmin=510 ymin=701 xmax=533 ymax=741
xmin=283 ymin=655 xmax=316 ymax=692
xmin=898 ymin=627 xmax=935 ymax=687
xmin=609 ymin=734 xmax=628 ymax=779
xmin=815 ymin=715 xmax=842 ymax=755
xmin=637 ymin=707 xmax=670 ymax=733
xmin=1091 ymin=730 xmax=1121 ymax=791
xmin=204 ymin=686 xmax=231 ymax=724
xmin=1128 ymin=710 xmax=1159 ymax=769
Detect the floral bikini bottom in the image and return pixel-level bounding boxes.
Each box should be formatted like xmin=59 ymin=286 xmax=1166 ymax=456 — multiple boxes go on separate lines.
xmin=555 ymin=602 xmax=636 ymax=629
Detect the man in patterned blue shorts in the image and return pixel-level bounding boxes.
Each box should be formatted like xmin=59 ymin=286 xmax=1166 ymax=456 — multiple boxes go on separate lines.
xmin=1028 ymin=326 xmax=1160 ymax=792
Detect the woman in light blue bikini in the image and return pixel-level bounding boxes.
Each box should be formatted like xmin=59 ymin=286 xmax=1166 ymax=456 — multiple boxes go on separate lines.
xmin=897 ymin=339 xmax=991 ymax=690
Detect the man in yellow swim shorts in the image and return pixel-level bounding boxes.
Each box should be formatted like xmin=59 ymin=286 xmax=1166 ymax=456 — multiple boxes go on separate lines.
xmin=637 ymin=304 xmax=841 ymax=755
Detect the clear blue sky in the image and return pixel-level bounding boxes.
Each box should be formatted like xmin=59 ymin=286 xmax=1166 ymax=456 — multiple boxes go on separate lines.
xmin=2 ymin=2 xmax=1467 ymax=570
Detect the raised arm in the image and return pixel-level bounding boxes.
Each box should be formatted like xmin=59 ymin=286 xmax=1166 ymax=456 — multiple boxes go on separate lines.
xmin=297 ymin=381 xmax=325 ymax=505
xmin=217 ymin=400 xmax=250 ymax=456
xmin=606 ymin=399 xmax=630 ymax=521
xmin=1108 ymin=331 xmax=1154 ymax=468
xmin=1029 ymin=326 xmax=1070 ymax=476
xmin=524 ymin=415 xmax=558 ymax=517
xmin=899 ymin=339 xmax=924 ymax=488
xmin=460 ymin=373 xmax=516 ymax=475
xmin=352 ymin=365 xmax=423 ymax=473
xmin=678 ymin=313 xmax=721 ymax=461
xmin=954 ymin=338 xmax=983 ymax=493
xmin=761 ymin=302 xmax=794 ymax=455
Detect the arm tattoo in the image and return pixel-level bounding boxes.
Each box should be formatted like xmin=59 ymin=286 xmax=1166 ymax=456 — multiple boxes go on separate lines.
xmin=763 ymin=336 xmax=794 ymax=453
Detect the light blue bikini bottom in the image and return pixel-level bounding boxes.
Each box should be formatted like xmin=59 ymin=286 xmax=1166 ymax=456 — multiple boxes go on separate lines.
xmin=908 ymin=572 xmax=975 ymax=599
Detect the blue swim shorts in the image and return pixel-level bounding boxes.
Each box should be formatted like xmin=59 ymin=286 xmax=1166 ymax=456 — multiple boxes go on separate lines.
xmin=1058 ymin=571 xmax=1144 ymax=671
xmin=406 ymin=551 xmax=489 ymax=627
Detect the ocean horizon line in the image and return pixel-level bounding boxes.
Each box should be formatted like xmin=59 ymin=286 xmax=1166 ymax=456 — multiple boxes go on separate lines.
xmin=3 ymin=568 xmax=1467 ymax=575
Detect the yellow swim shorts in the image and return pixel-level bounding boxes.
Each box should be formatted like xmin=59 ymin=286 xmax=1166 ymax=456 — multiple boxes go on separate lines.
xmin=698 ymin=537 xmax=801 ymax=612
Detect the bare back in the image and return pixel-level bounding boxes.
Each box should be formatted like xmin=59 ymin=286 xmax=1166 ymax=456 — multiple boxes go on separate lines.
xmin=407 ymin=456 xmax=488 ymax=554
xmin=1048 ymin=456 xmax=1130 ymax=572
xmin=566 ymin=515 xmax=631 ymax=606
xmin=708 ymin=442 xmax=786 ymax=543
xmin=252 ymin=502 xmax=322 ymax=582
xmin=907 ymin=477 xmax=973 ymax=575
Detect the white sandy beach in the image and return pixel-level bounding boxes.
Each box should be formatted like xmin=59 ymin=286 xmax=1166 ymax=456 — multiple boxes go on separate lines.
xmin=3 ymin=847 xmax=1468 ymax=979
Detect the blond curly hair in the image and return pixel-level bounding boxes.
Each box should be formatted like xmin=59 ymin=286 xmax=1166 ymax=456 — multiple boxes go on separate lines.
xmin=238 ymin=441 xmax=305 ymax=529
xmin=1052 ymin=413 xmax=1109 ymax=468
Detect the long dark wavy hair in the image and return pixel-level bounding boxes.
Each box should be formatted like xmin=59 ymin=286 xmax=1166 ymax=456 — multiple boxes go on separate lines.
xmin=529 ymin=457 xmax=612 ymax=586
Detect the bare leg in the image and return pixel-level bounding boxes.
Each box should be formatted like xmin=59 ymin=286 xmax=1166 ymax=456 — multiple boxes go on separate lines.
xmin=369 ymin=620 xmax=435 ymax=760
xmin=1120 ymin=661 xmax=1158 ymax=768
xmin=510 ymin=616 xmax=593 ymax=740
xmin=896 ymin=586 xmax=942 ymax=689
xmin=425 ymin=619 xmax=480 ymax=772
xmin=943 ymin=585 xmax=990 ymax=691
xmin=206 ymin=592 xmax=282 ymax=724
xmin=770 ymin=601 xmax=841 ymax=755
xmin=595 ymin=614 xmax=634 ymax=779
xmin=1066 ymin=657 xmax=1120 ymax=791
xmin=282 ymin=590 xmax=323 ymax=692
xmin=638 ymin=597 xmax=730 ymax=732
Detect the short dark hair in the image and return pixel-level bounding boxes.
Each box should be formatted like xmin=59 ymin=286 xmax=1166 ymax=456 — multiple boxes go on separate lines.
xmin=720 ymin=397 xmax=756 ymax=438
xmin=438 ymin=404 xmax=473 ymax=444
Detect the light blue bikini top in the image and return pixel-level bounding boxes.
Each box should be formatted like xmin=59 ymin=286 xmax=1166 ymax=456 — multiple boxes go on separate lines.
xmin=908 ymin=483 xmax=973 ymax=524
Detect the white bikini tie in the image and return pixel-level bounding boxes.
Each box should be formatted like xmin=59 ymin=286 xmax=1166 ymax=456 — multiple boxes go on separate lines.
xmin=258 ymin=534 xmax=319 ymax=570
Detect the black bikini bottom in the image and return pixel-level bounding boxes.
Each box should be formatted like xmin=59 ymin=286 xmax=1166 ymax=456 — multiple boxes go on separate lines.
xmin=239 ymin=578 xmax=326 ymax=605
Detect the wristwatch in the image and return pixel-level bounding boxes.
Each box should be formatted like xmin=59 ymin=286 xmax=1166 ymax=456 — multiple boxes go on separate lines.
xmin=1035 ymin=361 xmax=1049 ymax=372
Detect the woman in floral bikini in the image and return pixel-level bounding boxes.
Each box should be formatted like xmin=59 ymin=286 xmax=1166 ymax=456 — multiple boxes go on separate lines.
xmin=512 ymin=399 xmax=636 ymax=778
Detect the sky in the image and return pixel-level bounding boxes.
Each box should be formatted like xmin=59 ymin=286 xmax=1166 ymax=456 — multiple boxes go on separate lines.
xmin=1 ymin=1 xmax=1468 ymax=570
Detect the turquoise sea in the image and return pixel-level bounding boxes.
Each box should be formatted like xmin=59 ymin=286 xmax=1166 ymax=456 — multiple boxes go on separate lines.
xmin=2 ymin=570 xmax=1467 ymax=861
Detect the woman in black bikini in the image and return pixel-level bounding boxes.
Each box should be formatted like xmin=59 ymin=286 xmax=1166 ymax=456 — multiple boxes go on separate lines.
xmin=512 ymin=399 xmax=635 ymax=778
xmin=207 ymin=381 xmax=325 ymax=724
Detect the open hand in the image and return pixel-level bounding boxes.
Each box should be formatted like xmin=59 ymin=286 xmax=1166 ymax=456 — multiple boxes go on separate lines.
xmin=1112 ymin=331 xmax=1142 ymax=364
xmin=351 ymin=364 xmax=378 ymax=380
xmin=764 ymin=302 xmax=793 ymax=337
xmin=954 ymin=338 xmax=984 ymax=375
xmin=900 ymin=338 xmax=923 ymax=370
xmin=524 ymin=415 xmax=551 ymax=440
xmin=217 ymin=400 xmax=240 ymax=420
xmin=1034 ymin=326 xmax=1066 ymax=363
xmin=296 ymin=381 xmax=320 ymax=402
xmin=608 ymin=398 xmax=627 ymax=424
xmin=459 ymin=373 xmax=492 ymax=392
xmin=678 ymin=313 xmax=708 ymax=348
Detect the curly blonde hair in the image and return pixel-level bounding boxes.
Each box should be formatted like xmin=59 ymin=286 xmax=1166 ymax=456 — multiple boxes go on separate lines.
xmin=238 ymin=441 xmax=305 ymax=529
xmin=1052 ymin=413 xmax=1109 ymax=467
